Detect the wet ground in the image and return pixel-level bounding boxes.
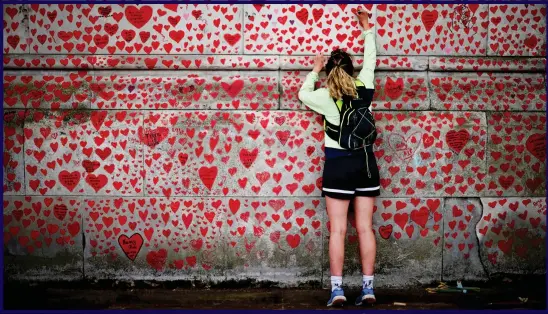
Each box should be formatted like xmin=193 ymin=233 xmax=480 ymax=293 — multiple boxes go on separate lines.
xmin=5 ymin=278 xmax=546 ymax=310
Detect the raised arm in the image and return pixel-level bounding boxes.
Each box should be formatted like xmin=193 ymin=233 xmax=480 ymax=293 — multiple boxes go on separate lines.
xmin=298 ymin=55 xmax=327 ymax=115
xmin=355 ymin=7 xmax=376 ymax=90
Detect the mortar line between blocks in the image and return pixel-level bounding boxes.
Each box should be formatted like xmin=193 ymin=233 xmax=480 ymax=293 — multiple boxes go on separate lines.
xmin=440 ymin=197 xmax=446 ymax=283
xmin=474 ymin=198 xmax=491 ymax=280
xmin=240 ymin=3 xmax=245 ymax=55
xmin=21 ymin=108 xmax=28 ymax=195
xmin=81 ymin=212 xmax=86 ymax=280
xmin=141 ymin=112 xmax=146 ymax=197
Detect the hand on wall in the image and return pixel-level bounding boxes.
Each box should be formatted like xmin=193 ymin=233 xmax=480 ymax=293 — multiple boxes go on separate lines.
xmin=356 ymin=6 xmax=371 ymax=30
xmin=312 ymin=55 xmax=325 ymax=73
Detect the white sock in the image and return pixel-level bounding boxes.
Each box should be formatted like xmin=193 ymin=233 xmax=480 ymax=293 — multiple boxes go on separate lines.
xmin=331 ymin=276 xmax=342 ymax=291
xmin=363 ymin=275 xmax=374 ymax=290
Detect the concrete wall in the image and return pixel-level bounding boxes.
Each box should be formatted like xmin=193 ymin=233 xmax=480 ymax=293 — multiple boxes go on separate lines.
xmin=3 ymin=4 xmax=546 ymax=287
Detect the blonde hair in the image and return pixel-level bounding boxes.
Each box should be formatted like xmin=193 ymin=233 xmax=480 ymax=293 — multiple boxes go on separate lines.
xmin=327 ymin=66 xmax=357 ymax=100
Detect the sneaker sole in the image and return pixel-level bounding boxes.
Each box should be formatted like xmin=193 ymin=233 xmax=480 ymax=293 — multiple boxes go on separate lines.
xmin=357 ymin=295 xmax=376 ymax=306
xmin=328 ymin=296 xmax=346 ymax=307
xmin=364 ymin=296 xmax=376 ymax=304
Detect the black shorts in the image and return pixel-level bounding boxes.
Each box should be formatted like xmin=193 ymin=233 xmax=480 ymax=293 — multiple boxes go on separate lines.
xmin=321 ymin=148 xmax=381 ymax=200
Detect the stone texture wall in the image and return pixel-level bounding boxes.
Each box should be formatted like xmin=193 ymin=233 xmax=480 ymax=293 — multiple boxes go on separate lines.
xmin=3 ymin=4 xmax=546 ymax=287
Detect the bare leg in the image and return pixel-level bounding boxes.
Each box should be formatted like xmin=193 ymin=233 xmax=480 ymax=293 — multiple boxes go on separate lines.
xmin=326 ymin=196 xmax=350 ymax=276
xmin=354 ymin=196 xmax=376 ymax=276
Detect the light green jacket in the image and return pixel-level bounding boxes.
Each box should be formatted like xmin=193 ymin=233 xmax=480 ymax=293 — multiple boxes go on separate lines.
xmin=298 ymin=28 xmax=376 ymax=149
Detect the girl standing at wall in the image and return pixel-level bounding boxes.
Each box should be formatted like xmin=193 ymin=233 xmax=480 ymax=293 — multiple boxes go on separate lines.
xmin=298 ymin=6 xmax=380 ymax=307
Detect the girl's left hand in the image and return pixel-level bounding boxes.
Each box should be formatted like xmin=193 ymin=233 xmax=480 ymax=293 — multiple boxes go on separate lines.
xmin=356 ymin=6 xmax=371 ymax=30
xmin=312 ymin=54 xmax=325 ymax=73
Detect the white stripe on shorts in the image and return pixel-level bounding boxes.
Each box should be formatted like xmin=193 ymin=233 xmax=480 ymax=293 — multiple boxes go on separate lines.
xmin=322 ymin=187 xmax=355 ymax=194
xmin=356 ymin=186 xmax=380 ymax=191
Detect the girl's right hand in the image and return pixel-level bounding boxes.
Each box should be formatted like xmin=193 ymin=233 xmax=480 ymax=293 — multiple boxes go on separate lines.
xmin=312 ymin=54 xmax=325 ymax=73
xmin=355 ymin=6 xmax=371 ymax=30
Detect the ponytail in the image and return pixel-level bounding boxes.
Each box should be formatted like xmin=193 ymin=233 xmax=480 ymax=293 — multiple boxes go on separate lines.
xmin=327 ymin=65 xmax=357 ymax=100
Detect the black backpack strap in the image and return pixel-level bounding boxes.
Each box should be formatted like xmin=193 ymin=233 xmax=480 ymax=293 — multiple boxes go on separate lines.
xmin=355 ymin=79 xmax=375 ymax=107
xmin=358 ymin=88 xmax=375 ymax=104
xmin=332 ymin=97 xmax=342 ymax=113
xmin=324 ymin=117 xmax=339 ymax=141
xmin=323 ymin=97 xmax=346 ymax=141
xmin=324 ymin=90 xmax=357 ymax=141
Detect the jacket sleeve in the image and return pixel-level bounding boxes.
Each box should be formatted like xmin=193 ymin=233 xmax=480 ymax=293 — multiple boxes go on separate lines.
xmin=356 ymin=28 xmax=376 ymax=111
xmin=298 ymin=71 xmax=326 ymax=115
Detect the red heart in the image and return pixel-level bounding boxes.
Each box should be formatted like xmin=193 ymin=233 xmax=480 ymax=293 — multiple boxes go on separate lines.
xmin=146 ymin=248 xmax=167 ymax=270
xmin=118 ymin=233 xmax=144 ymax=261
xmin=286 ymin=234 xmax=301 ymax=248
xmin=421 ymin=10 xmax=439 ymax=32
xmin=384 ymin=77 xmax=404 ymax=100
xmin=446 ymin=129 xmax=470 ymax=154
xmin=86 ymin=174 xmax=108 ymax=192
xmin=223 ymin=33 xmax=241 ymax=46
xmin=379 ymin=224 xmax=393 ymax=239
xmin=53 ymin=204 xmax=67 ymax=221
xmin=198 ymin=166 xmax=218 ymax=190
xmin=524 ymin=35 xmax=539 ymax=49
xmin=526 ymin=133 xmax=545 ymax=161
xmin=124 ymin=5 xmax=153 ymax=29
xmin=138 ymin=127 xmax=169 ymax=148
xmin=295 ymin=8 xmax=309 ymax=25
xmin=410 ymin=207 xmax=429 ymax=228
xmin=239 ymin=148 xmax=258 ymax=168
xmin=58 ymin=170 xmax=81 ymax=192
xmin=221 ymin=80 xmax=244 ymax=98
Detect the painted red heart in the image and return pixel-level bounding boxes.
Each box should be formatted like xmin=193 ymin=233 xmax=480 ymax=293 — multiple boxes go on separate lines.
xmin=118 ymin=233 xmax=144 ymax=261
xmin=221 ymin=80 xmax=244 ymax=98
xmin=526 ymin=133 xmax=545 ymax=161
xmin=379 ymin=224 xmax=393 ymax=239
xmin=286 ymin=234 xmax=301 ymax=248
xmin=239 ymin=148 xmax=258 ymax=168
xmin=421 ymin=10 xmax=438 ymax=32
xmin=524 ymin=35 xmax=539 ymax=50
xmin=223 ymin=33 xmax=241 ymax=46
xmin=410 ymin=207 xmax=429 ymax=228
xmin=138 ymin=127 xmax=169 ymax=148
xmin=81 ymin=160 xmax=100 ymax=173
xmin=58 ymin=170 xmax=81 ymax=192
xmin=384 ymin=77 xmax=404 ymax=100
xmin=446 ymin=129 xmax=469 ymax=154
xmin=295 ymin=8 xmax=309 ymax=25
xmin=146 ymin=248 xmax=167 ymax=270
xmin=198 ymin=166 xmax=218 ymax=190
xmin=86 ymin=174 xmax=108 ymax=192
xmin=124 ymin=5 xmax=153 ymax=29
xmin=53 ymin=204 xmax=67 ymax=221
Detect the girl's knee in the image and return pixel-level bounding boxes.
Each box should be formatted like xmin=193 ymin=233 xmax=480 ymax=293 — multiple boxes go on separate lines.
xmin=330 ymin=226 xmax=347 ymax=237
xmin=356 ymin=225 xmax=373 ymax=236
